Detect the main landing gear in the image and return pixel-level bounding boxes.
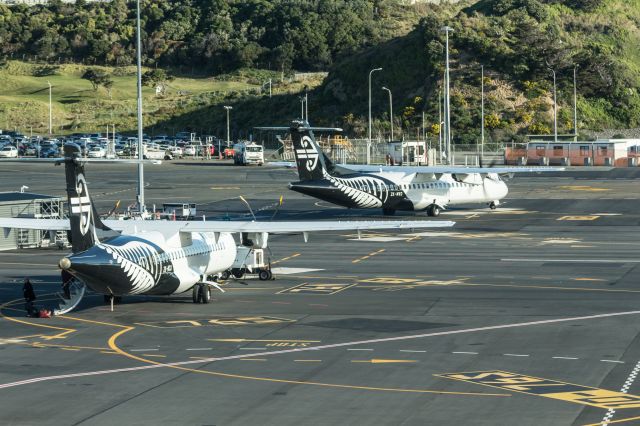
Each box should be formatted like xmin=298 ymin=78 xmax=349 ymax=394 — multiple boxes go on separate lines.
xmin=192 ymin=283 xmax=211 ymax=304
xmin=426 ymin=204 xmax=441 ymax=217
xmin=489 ymin=201 xmax=498 ymax=210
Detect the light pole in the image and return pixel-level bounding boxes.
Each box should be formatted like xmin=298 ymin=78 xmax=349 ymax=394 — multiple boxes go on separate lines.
xmin=263 ymin=79 xmax=272 ymax=98
xmin=382 ymin=86 xmax=393 ymax=141
xmin=441 ymin=26 xmax=453 ymax=164
xmin=548 ymin=66 xmax=558 ymax=144
xmin=299 ymin=96 xmax=305 ymax=120
xmin=224 ymin=105 xmax=232 ymax=146
xmin=573 ymin=65 xmax=578 ymax=138
xmin=135 ymin=0 xmax=145 ymax=213
xmin=480 ymin=65 xmax=484 ymax=163
xmin=47 ymin=81 xmax=52 ymax=135
xmin=304 ymin=87 xmax=308 ymax=123
xmin=368 ymin=67 xmax=382 ymax=164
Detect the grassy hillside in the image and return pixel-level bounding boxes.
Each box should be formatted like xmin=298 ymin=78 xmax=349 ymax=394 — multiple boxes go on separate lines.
xmin=303 ymin=0 xmax=640 ymax=143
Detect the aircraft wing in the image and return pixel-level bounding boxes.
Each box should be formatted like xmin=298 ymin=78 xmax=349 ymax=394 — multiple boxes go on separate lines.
xmin=103 ymin=219 xmax=454 ymax=234
xmin=0 ymin=218 xmax=454 ymax=234
xmin=340 ymin=165 xmax=565 ymax=174
xmin=0 ymin=218 xmax=70 ymax=231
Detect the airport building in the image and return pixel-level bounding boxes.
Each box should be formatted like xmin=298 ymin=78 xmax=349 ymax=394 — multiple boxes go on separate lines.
xmin=0 ymin=192 xmax=66 ymax=251
xmin=505 ymin=139 xmax=640 ymax=167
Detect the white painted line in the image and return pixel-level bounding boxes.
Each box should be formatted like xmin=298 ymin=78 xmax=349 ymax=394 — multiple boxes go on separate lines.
xmin=452 ymin=351 xmax=478 ymax=355
xmin=399 ymin=350 xmax=426 ymax=353
xmin=552 ymin=356 xmax=578 ymax=360
xmin=347 ymin=348 xmax=374 ymax=351
xmin=186 ymin=348 xmax=212 ymax=351
xmin=502 ymin=258 xmax=640 ymax=263
xmin=270 ymin=267 xmax=324 ymax=275
xmin=3 ymin=310 xmax=640 ymax=390
xmin=601 ymin=359 xmax=640 ymax=425
xmin=600 ymin=360 xmax=625 ymax=364
xmin=130 ymin=349 xmax=158 ymax=352
xmin=504 ymin=353 xmax=530 ymax=357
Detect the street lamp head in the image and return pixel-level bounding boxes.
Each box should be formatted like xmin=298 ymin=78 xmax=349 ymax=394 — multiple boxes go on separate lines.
xmin=441 ymin=26 xmax=454 ymax=33
xmin=382 ymin=86 xmax=388 ymax=91
xmin=224 ymin=105 xmax=232 ymax=110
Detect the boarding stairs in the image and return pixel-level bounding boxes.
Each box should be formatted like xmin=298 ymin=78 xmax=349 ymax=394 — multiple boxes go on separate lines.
xmin=53 ymin=278 xmax=86 ymax=315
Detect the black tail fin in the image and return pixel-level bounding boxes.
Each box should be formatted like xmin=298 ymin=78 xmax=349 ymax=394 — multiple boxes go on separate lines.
xmin=63 ymin=144 xmax=109 ymax=252
xmin=291 ymin=124 xmax=333 ymax=181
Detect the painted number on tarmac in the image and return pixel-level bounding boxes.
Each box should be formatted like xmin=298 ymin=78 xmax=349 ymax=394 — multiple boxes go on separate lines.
xmin=278 ymin=282 xmax=356 ymax=295
xmin=557 ymin=215 xmax=600 ymax=221
xmin=137 ymin=316 xmax=293 ymax=328
xmin=437 ymin=370 xmax=640 ymax=409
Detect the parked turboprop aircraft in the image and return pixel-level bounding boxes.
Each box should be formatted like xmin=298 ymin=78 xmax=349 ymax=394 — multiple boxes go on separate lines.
xmin=264 ymin=121 xmax=563 ymax=216
xmin=0 ymin=144 xmax=453 ymax=312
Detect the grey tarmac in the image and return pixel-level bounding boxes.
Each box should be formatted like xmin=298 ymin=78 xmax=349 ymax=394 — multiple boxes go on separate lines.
xmin=0 ymin=160 xmax=639 ymax=426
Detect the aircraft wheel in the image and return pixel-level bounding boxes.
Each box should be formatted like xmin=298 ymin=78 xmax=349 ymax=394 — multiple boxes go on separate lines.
xmin=489 ymin=202 xmax=497 ymax=210
xmin=258 ymin=270 xmax=270 ymax=281
xmin=382 ymin=208 xmax=396 ymax=216
xmin=232 ymin=268 xmax=245 ymax=279
xmin=199 ymin=285 xmax=211 ymax=304
xmin=220 ymin=270 xmax=230 ymax=281
xmin=192 ymin=285 xmax=199 ymax=303
xmin=427 ymin=205 xmax=440 ymax=217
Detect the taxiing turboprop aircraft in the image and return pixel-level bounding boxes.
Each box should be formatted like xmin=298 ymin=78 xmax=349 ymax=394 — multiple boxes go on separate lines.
xmin=0 ymin=144 xmax=453 ymax=311
xmin=265 ymin=122 xmax=563 ymax=216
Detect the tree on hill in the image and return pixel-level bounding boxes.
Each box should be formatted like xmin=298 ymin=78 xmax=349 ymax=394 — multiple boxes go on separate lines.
xmin=141 ymin=69 xmax=174 ymax=96
xmin=81 ymin=68 xmax=113 ymax=97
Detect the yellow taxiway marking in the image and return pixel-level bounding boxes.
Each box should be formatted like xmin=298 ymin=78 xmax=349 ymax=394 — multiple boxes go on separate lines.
xmin=208 ymin=339 xmax=320 ymax=343
xmin=352 ymin=249 xmax=385 ymax=264
xmin=31 ymin=342 xmax=110 ymax=351
xmin=438 ymin=370 xmax=640 ymax=410
xmin=558 ymin=185 xmax=610 ymax=192
xmin=271 ymin=253 xmax=301 ymax=265
xmin=105 ymin=327 xmax=508 ymax=397
xmin=352 ymin=359 xmax=418 ymax=364
xmin=573 ymin=278 xmax=606 ymax=282
xmin=557 ymin=215 xmax=600 ymax=221
xmin=278 ymin=282 xmax=356 ymax=295
xmin=0 ymin=296 xmax=76 ymax=340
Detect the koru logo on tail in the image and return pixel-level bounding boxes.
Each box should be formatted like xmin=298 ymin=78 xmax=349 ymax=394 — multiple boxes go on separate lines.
xmin=70 ymin=173 xmax=92 ymax=236
xmin=296 ymin=136 xmax=319 ymax=172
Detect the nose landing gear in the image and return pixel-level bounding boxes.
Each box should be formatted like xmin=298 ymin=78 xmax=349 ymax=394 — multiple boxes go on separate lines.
xmin=426 ymin=204 xmax=441 ymax=217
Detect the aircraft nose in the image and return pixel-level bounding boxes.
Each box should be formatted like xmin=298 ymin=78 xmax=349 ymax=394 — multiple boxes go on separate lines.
xmin=59 ymin=257 xmax=71 ymax=270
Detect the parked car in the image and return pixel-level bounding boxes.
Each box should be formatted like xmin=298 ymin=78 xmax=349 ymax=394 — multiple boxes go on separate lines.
xmin=167 ymin=146 xmax=183 ymax=158
xmin=87 ymin=146 xmax=106 ymax=158
xmin=183 ymin=145 xmax=196 ymax=156
xmin=39 ymin=147 xmax=59 ymax=158
xmin=0 ymin=146 xmax=18 ymax=158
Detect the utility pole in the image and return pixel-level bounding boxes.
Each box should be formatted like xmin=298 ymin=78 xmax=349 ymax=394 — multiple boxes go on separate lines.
xmin=135 ymin=0 xmax=145 ymax=214
xmin=382 ymin=86 xmax=393 ymax=141
xmin=299 ymin=96 xmax=305 ymax=120
xmin=368 ymin=67 xmax=382 ymax=165
xmin=224 ymin=105 xmax=232 ymax=146
xmin=441 ymin=26 xmax=453 ymax=165
xmin=47 ymin=81 xmax=52 ymax=135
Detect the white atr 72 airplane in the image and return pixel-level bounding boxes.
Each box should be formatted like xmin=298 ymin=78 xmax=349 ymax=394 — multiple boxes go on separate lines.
xmin=0 ymin=143 xmax=453 ymax=311
xmin=267 ymin=122 xmax=563 ymax=216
